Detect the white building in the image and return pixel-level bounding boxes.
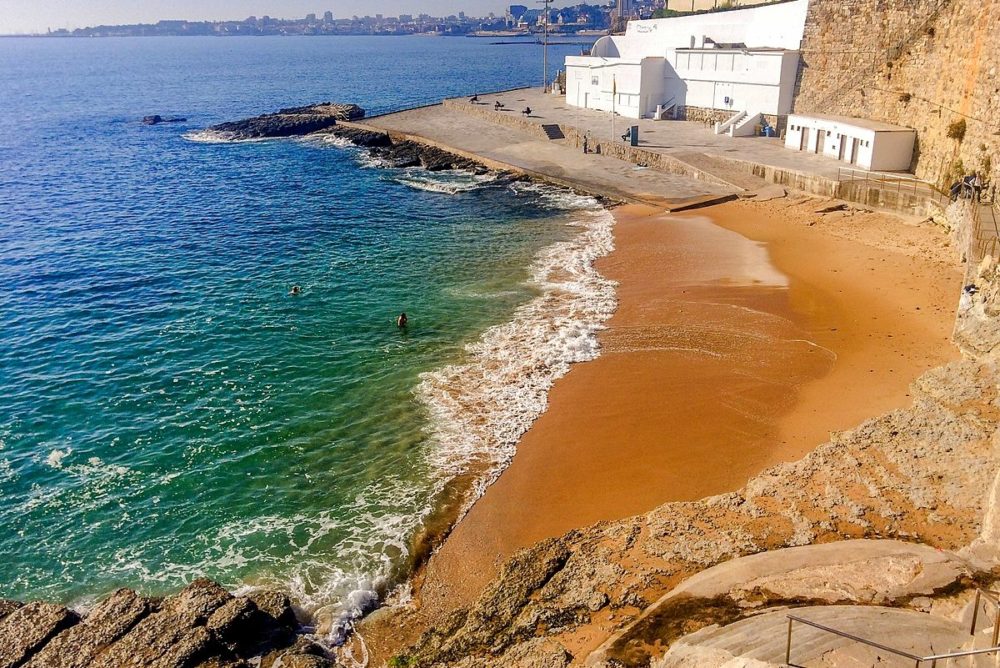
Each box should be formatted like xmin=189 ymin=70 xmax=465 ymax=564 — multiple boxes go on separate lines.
xmin=785 ymin=114 xmax=917 ymax=171
xmin=564 ymin=0 xmax=808 ymax=125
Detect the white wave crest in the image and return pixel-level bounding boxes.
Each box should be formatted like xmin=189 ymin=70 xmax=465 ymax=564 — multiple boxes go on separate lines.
xmin=182 ymin=130 xmax=237 ymax=144
xmin=319 ymin=134 xmax=359 ymax=149
xmin=417 ymin=207 xmax=617 ymax=507
xmin=182 ymin=130 xmax=274 ymax=144
xmin=508 ymin=180 xmax=604 ymax=211
xmin=391 ymin=170 xmax=498 ymax=195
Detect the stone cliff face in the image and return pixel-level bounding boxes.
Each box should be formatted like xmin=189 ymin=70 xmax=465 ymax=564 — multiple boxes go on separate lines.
xmin=793 ymin=0 xmax=1000 ymax=190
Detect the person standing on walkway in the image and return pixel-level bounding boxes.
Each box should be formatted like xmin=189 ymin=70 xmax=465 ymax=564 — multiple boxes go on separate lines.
xmin=582 ymin=134 xmax=589 ymax=154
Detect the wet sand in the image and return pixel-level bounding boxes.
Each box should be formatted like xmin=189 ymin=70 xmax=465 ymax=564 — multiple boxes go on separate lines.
xmin=363 ymin=198 xmax=961 ymax=657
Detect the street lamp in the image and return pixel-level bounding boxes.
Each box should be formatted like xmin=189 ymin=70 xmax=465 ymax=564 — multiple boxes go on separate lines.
xmin=539 ymin=0 xmax=553 ymax=91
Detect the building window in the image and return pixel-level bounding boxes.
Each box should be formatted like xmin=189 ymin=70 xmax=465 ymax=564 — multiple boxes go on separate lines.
xmin=591 ymin=76 xmax=599 ymax=86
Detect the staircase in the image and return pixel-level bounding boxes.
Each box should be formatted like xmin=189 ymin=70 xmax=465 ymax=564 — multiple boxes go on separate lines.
xmin=714 ymin=110 xmax=748 ymax=136
xmin=541 ymin=123 xmax=565 ymax=140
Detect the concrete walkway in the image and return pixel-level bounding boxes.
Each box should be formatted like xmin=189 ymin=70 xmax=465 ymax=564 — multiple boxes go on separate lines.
xmin=358 ymin=105 xmax=738 ymax=208
xmin=450 ymin=88 xmax=852 ymax=181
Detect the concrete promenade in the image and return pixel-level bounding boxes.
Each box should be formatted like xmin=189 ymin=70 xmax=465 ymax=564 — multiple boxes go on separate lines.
xmin=357 ymin=87 xmax=948 ymax=216
xmin=356 ymin=103 xmax=738 ymax=208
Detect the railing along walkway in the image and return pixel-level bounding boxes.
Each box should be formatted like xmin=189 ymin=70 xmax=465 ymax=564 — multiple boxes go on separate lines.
xmin=785 ymin=590 xmax=1000 ymax=667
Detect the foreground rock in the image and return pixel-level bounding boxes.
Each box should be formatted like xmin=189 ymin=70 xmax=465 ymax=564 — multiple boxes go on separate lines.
xmin=1 ymin=579 xmax=341 ymax=668
xmin=209 ymin=103 xmax=364 ymax=140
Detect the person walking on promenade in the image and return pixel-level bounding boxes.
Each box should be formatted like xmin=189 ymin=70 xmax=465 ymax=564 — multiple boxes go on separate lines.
xmin=582 ymin=134 xmax=589 ymax=154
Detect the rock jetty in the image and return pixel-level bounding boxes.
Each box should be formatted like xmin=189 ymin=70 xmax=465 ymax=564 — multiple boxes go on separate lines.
xmin=323 ymin=125 xmax=489 ymax=173
xmin=208 ymin=103 xmax=365 ymax=140
xmin=204 ymin=104 xmax=491 ymax=174
xmin=0 ymin=579 xmax=341 ymax=668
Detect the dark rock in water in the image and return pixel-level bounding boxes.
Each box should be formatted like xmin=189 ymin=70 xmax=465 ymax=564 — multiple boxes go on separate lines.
xmin=143 ymin=115 xmax=187 ymax=125
xmin=325 ymin=126 xmax=392 ymax=148
xmin=0 ymin=602 xmax=80 ymax=668
xmin=209 ymin=103 xmax=365 ymax=140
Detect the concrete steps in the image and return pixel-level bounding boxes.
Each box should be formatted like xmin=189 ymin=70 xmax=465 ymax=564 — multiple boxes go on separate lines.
xmin=541 ymin=123 xmax=565 ymax=140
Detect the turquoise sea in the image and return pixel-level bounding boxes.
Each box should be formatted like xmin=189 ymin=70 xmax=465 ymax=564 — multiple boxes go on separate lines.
xmin=0 ymin=35 xmax=612 ymax=634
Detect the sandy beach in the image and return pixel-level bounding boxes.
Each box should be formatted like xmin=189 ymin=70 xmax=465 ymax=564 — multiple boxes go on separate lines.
xmin=363 ymin=195 xmax=962 ymax=659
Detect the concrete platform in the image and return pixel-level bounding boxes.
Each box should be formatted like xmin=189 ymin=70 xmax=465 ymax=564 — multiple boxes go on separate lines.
xmin=358 ymin=104 xmax=738 ymax=208
xmin=448 ymin=87 xmax=851 ymax=180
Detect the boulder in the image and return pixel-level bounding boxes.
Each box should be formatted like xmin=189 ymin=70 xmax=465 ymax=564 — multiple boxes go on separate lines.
xmin=25 ymin=589 xmax=151 ymax=668
xmin=206 ymin=598 xmax=256 ymax=646
xmin=246 ymin=590 xmax=297 ymax=628
xmin=0 ymin=601 xmax=22 ymax=622
xmin=143 ymin=116 xmax=187 ymax=125
xmin=0 ymin=602 xmax=79 ymax=668
xmin=209 ymin=103 xmax=365 ymax=140
xmin=166 ymin=579 xmax=233 ymax=622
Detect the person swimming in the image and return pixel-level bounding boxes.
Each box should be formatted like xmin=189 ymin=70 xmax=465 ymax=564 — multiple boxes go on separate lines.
xmin=396 ymin=312 xmax=408 ymax=328
xmin=289 ymin=285 xmax=301 ymax=296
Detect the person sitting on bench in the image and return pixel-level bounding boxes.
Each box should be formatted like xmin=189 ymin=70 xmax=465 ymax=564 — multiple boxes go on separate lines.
xmin=470 ymin=94 xmax=479 ymax=103
xmin=621 ymin=128 xmax=631 ymax=142
xmin=494 ymin=101 xmax=504 ymax=111
xmin=522 ymin=107 xmax=532 ymax=117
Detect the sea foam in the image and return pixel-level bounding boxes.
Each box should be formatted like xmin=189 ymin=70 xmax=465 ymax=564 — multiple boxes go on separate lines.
xmin=418 ymin=202 xmax=617 ymax=512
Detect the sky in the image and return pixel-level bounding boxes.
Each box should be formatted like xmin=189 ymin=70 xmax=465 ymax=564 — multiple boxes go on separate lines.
xmin=0 ymin=1 xmax=527 ymax=34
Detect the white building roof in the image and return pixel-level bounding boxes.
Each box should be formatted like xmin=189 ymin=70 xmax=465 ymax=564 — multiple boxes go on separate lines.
xmin=791 ymin=113 xmax=915 ymax=133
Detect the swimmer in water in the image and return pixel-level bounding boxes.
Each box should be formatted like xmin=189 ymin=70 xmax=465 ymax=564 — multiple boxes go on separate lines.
xmin=289 ymin=285 xmax=301 ymax=296
xmin=397 ymin=312 xmax=408 ymax=328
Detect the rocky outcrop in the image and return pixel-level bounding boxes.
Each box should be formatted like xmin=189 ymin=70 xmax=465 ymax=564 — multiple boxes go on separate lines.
xmin=324 ymin=126 xmax=490 ymax=173
xmin=1 ymin=580 xmax=339 ymax=668
xmin=209 ymin=103 xmax=364 ymax=140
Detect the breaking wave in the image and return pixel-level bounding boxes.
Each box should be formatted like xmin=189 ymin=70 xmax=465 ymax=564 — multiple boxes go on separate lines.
xmin=417 ymin=204 xmax=617 ymax=514
xmin=390 ymin=169 xmax=499 ymax=194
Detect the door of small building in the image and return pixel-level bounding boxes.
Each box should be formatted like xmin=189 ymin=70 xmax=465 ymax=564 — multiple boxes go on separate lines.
xmin=800 ymin=127 xmax=810 ymax=151
xmin=815 ymin=131 xmax=825 ymax=155
xmin=838 ymin=135 xmax=847 ymax=161
xmin=850 ymin=137 xmax=861 ymax=165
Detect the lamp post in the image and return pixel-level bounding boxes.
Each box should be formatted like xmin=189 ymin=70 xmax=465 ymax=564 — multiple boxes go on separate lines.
xmin=539 ymin=0 xmax=553 ymax=91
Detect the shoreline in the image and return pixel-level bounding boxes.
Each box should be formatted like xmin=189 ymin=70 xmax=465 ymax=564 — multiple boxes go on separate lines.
xmin=361 ymin=195 xmax=962 ymax=662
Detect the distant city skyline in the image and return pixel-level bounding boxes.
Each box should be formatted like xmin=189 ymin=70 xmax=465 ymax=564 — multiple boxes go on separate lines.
xmin=0 ymin=1 xmax=564 ymax=35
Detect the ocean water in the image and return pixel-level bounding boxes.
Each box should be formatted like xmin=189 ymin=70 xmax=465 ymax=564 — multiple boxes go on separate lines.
xmin=0 ymin=35 xmax=611 ymax=634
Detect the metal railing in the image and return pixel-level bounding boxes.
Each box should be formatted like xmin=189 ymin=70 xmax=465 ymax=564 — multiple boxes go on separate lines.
xmin=971 ymin=197 xmax=1000 ymax=262
xmin=838 ymin=167 xmax=945 ymax=196
xmin=785 ymin=590 xmax=1000 ymax=667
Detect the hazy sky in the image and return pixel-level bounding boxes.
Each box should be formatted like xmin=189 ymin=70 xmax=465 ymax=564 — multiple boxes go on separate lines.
xmin=0 ymin=1 xmax=524 ymax=34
